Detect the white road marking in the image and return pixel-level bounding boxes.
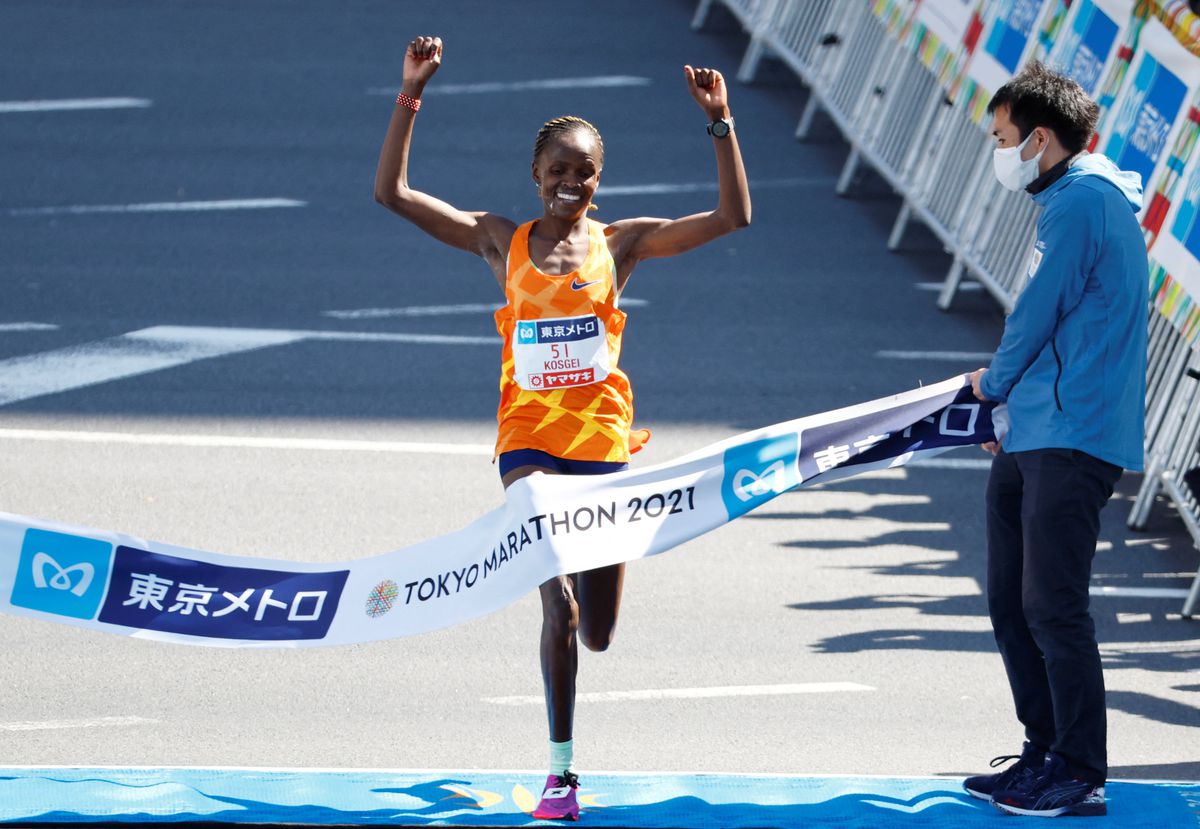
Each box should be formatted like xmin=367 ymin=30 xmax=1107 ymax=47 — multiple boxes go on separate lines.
xmin=327 ymin=302 xmax=502 ymax=320
xmin=876 ymin=350 xmax=993 ymax=361
xmin=598 ymin=177 xmax=829 ymax=196
xmin=0 ymin=326 xmax=301 ymax=407
xmin=0 ymin=97 xmax=151 ymax=113
xmin=8 ymin=198 xmax=305 ymax=217
xmin=1089 ymin=586 xmax=1190 ymax=599
xmin=0 ymin=322 xmax=58 ymax=332
xmin=324 ymin=298 xmax=648 ymax=320
xmin=0 ymin=715 xmax=157 ymax=732
xmin=368 ymin=76 xmax=651 ymax=96
xmin=298 ymin=329 xmax=496 ymax=345
xmin=0 ymin=325 xmax=494 ymax=407
xmin=0 ymin=428 xmax=1002 ymax=469
xmin=1116 ymin=612 xmax=1154 ymax=624
xmin=133 ymin=325 xmax=494 ymax=346
xmin=0 ymin=428 xmax=494 ymax=456
xmin=483 ymin=682 xmax=874 ymax=705
xmin=915 ymin=281 xmax=982 ymax=292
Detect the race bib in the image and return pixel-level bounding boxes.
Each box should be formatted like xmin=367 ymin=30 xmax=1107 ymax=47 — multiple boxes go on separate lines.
xmin=513 ymin=314 xmax=610 ymax=391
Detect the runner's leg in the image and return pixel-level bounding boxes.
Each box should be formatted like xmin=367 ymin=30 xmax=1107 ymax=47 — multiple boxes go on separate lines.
xmin=502 ymin=461 xmax=626 ymax=789
xmin=576 ymin=563 xmax=625 ymax=652
xmin=539 ymin=573 xmax=579 ymax=742
xmin=502 ymin=464 xmax=578 ymax=743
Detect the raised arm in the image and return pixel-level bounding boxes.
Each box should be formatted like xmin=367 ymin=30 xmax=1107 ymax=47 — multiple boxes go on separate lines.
xmin=609 ymin=66 xmax=751 ymax=267
xmin=373 ymin=36 xmax=513 ymax=261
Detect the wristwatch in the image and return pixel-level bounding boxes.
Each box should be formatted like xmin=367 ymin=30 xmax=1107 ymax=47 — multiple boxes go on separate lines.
xmin=707 ymin=116 xmax=735 ymax=138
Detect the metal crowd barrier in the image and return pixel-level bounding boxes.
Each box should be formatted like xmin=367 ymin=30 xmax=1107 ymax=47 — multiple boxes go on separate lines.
xmin=691 ymin=0 xmax=767 ymax=32
xmin=695 ymin=0 xmax=1200 ymax=617
xmin=716 ymin=0 xmax=1042 ymax=311
xmin=1129 ymin=324 xmax=1200 ymax=617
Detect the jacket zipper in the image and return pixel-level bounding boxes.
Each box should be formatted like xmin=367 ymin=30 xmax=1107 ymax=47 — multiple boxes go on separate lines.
xmin=1050 ymin=337 xmax=1064 ymax=412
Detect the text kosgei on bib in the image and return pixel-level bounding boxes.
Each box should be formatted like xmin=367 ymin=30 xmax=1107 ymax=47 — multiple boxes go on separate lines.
xmin=513 ymin=313 xmax=610 ymax=390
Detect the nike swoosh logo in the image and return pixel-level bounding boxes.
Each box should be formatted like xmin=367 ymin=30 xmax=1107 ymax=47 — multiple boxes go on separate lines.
xmin=570 ymin=278 xmax=602 ymax=291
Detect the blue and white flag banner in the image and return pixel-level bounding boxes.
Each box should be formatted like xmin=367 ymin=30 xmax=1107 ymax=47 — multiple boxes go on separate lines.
xmin=964 ymin=0 xmax=1054 ymax=97
xmin=0 ymin=376 xmax=998 ymax=649
xmin=1046 ymin=0 xmax=1134 ymax=98
xmin=1101 ymin=16 xmax=1200 ymax=212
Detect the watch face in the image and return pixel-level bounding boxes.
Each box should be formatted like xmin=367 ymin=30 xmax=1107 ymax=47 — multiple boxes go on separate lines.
xmin=710 ymin=119 xmax=730 ymax=137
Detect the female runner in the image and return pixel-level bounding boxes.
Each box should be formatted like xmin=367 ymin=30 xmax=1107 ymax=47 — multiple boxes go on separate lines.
xmin=374 ymin=35 xmax=750 ymax=821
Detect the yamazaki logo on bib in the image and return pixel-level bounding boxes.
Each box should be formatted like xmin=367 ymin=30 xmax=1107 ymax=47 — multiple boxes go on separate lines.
xmin=514 ymin=313 xmax=611 ymax=390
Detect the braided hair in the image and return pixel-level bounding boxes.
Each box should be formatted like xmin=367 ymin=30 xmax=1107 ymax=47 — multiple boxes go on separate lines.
xmin=533 ymin=115 xmax=604 ymax=164
xmin=533 ymin=116 xmax=604 ymax=211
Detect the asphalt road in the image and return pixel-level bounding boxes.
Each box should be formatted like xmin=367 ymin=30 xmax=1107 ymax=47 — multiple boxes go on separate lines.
xmin=0 ymin=0 xmax=1196 ymax=783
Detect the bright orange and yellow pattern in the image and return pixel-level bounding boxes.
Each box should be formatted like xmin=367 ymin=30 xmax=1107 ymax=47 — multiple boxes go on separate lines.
xmin=494 ymin=219 xmax=643 ymax=462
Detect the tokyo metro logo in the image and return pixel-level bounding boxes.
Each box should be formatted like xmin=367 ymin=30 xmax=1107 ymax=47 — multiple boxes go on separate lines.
xmin=31 ymin=552 xmax=96 ymax=595
xmin=720 ymin=433 xmax=800 ymax=520
xmin=10 ymin=529 xmax=113 ymax=620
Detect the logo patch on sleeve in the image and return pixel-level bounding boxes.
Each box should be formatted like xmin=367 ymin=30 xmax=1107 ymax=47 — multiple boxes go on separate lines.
xmin=1028 ymin=244 xmax=1044 ymax=279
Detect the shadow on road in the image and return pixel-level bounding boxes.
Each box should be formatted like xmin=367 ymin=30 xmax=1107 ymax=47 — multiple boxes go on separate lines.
xmin=754 ymin=472 xmax=1200 ymax=691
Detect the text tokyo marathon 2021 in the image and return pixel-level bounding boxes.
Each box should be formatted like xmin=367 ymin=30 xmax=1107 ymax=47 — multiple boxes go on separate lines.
xmin=401 ymin=485 xmax=700 ymax=607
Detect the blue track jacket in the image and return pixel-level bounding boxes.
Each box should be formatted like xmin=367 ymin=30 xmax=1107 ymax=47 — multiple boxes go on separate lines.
xmin=980 ymin=153 xmax=1148 ymax=471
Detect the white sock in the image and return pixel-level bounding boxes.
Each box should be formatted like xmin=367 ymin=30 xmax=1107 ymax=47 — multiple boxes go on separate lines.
xmin=549 ymin=738 xmax=574 ymax=775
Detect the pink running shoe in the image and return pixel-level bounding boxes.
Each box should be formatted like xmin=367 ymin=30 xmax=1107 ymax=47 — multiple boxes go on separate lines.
xmin=532 ymin=771 xmax=580 ymax=821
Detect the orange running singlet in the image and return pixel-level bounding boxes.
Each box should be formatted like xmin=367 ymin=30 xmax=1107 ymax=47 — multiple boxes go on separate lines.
xmin=494 ymin=219 xmax=644 ymax=462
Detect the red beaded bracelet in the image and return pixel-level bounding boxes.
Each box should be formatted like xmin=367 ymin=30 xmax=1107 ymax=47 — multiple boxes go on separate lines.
xmin=395 ymin=92 xmax=421 ymax=112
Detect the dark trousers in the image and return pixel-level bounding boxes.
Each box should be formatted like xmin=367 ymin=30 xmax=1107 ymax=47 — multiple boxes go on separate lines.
xmin=985 ymin=448 xmax=1122 ymax=785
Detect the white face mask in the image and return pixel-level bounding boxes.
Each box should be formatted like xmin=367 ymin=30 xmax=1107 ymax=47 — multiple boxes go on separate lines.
xmin=992 ymin=130 xmax=1045 ymax=192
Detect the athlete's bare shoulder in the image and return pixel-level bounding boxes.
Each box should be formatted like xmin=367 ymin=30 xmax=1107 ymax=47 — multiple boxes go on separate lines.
xmin=481 ymin=214 xmax=521 ymax=288
xmin=480 ymin=213 xmax=520 ymax=253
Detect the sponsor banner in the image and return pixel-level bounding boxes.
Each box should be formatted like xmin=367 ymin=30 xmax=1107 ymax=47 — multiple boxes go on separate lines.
xmin=960 ymin=0 xmax=1057 ymax=122
xmin=872 ymin=0 xmax=917 ymax=37
xmin=1046 ymin=0 xmax=1136 ymax=97
xmin=915 ymin=0 xmax=978 ymax=48
xmin=1147 ymin=264 xmax=1200 ymax=344
xmin=908 ymin=0 xmax=983 ymax=85
xmin=1149 ymin=138 xmax=1200 ymax=339
xmin=0 ymin=376 xmax=997 ymax=648
xmin=1100 ymin=16 xmax=1200 ymax=212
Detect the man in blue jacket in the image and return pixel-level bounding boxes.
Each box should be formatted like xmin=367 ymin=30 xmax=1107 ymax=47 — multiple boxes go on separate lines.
xmin=965 ymin=62 xmax=1147 ymax=817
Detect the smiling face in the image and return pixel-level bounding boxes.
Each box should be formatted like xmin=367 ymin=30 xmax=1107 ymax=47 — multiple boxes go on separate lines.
xmin=532 ymin=128 xmax=602 ymax=221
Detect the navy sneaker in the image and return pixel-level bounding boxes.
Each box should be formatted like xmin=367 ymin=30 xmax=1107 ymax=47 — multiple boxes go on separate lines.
xmin=962 ymin=741 xmax=1046 ymax=801
xmin=992 ymin=752 xmax=1107 ymax=817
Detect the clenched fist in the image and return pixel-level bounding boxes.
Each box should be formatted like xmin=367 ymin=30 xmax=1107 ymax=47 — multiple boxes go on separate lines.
xmin=684 ymin=65 xmax=730 ymax=120
xmin=403 ymin=36 xmax=443 ymax=90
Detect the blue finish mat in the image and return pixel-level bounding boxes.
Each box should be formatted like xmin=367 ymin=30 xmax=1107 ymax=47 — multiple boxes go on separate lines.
xmin=0 ymin=767 xmax=1196 ymax=827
